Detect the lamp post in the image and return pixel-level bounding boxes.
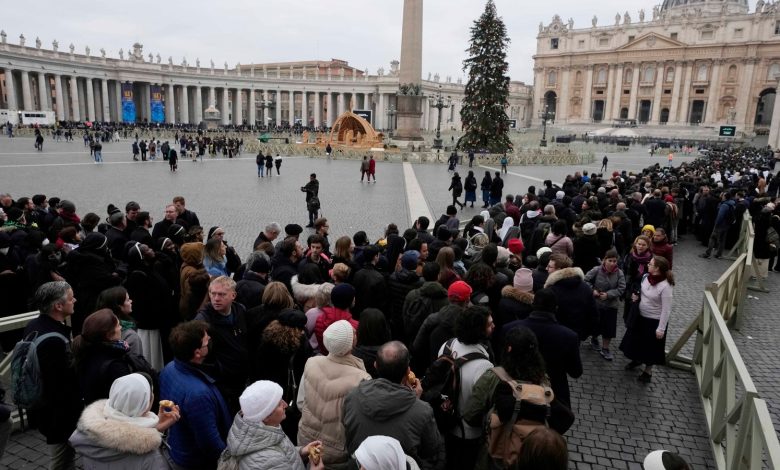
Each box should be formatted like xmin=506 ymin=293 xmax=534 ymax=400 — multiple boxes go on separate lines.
xmin=429 ymin=84 xmax=451 ymax=149
xmin=538 ymin=105 xmax=555 ymax=147
xmin=386 ymin=105 xmax=397 ymax=138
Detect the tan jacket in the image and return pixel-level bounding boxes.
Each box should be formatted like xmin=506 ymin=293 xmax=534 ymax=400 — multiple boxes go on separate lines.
xmin=297 ymin=354 xmax=370 ymax=469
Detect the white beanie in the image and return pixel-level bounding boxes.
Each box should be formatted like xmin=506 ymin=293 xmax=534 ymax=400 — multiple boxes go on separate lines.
xmin=536 ymin=246 xmax=552 ymax=258
xmin=555 ymin=190 xmax=565 ymax=200
xmin=240 ymin=380 xmax=283 ymax=422
xmin=354 ymin=435 xmax=407 ymax=470
xmin=324 ymin=319 xmax=355 ymax=357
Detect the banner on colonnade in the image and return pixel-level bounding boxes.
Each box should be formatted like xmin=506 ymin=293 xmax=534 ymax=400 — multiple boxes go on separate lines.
xmin=121 ymin=83 xmax=136 ymax=123
xmin=150 ymin=86 xmax=164 ymax=123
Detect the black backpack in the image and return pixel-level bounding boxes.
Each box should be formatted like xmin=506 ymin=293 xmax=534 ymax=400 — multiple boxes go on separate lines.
xmin=421 ymin=339 xmax=488 ymax=434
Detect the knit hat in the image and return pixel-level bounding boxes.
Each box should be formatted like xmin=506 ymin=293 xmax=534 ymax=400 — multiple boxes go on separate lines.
xmin=436 ymin=225 xmax=451 ymax=241
xmin=285 ymin=223 xmax=303 ymax=237
xmin=354 ymin=435 xmax=407 ymax=470
xmin=642 ymin=224 xmax=656 ymax=235
xmin=249 ymin=256 xmax=271 ymax=273
xmin=536 ymin=246 xmax=552 ymax=258
xmin=58 ymin=200 xmax=76 ymax=214
xmin=448 ymin=280 xmax=472 ymax=303
xmin=513 ymin=268 xmax=534 ymax=293
xmin=401 ymin=250 xmax=420 ymax=270
xmin=240 ymin=380 xmax=283 ymax=422
xmin=331 ymin=283 xmax=356 ymax=309
xmin=555 ymin=190 xmax=565 ymax=200
xmin=323 ymin=320 xmax=355 ymax=356
xmin=507 ymin=238 xmax=524 ymax=255
xmin=664 ymin=195 xmax=674 ymax=203
xmin=5 ymin=207 xmax=23 ymax=222
xmin=277 ymin=308 xmax=307 ymax=330
xmin=582 ymin=223 xmax=597 ymax=236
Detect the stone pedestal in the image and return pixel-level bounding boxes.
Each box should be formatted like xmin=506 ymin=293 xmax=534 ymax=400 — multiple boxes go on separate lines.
xmin=394 ymin=94 xmax=424 ymax=141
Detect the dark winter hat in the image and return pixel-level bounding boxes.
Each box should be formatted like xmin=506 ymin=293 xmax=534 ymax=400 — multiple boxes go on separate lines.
xmin=81 ymin=232 xmax=108 ymax=251
xmin=107 ymin=204 xmax=121 ymax=217
xmin=331 ymin=283 xmax=356 ymax=310
xmin=277 ymin=308 xmax=307 ymax=330
xmin=58 ymin=200 xmax=76 ymax=214
xmin=285 ymin=224 xmax=304 ymax=237
xmin=249 ymin=256 xmax=271 ymax=274
xmin=5 ymin=207 xmax=23 ymax=222
xmin=125 ymin=241 xmax=143 ymax=261
xmin=207 ymin=226 xmax=221 ymax=240
xmin=401 ymin=250 xmax=420 ymax=270
xmin=436 ymin=225 xmax=451 ymax=241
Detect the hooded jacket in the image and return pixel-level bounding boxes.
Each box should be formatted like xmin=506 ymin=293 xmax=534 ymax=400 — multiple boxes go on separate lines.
xmin=179 ymin=243 xmax=209 ymax=319
xmin=544 ymin=267 xmax=597 ymax=340
xmin=69 ymin=400 xmax=168 ymax=470
xmin=223 ymin=412 xmax=305 ymax=470
xmin=343 ymin=379 xmax=445 ymax=470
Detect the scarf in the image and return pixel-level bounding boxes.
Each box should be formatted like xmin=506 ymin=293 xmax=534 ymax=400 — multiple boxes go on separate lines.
xmin=59 ymin=211 xmax=81 ymax=224
xmin=630 ymin=250 xmax=653 ymax=276
xmin=601 ymin=263 xmax=618 ymax=274
xmin=119 ymin=319 xmax=136 ymax=332
xmin=647 ymin=274 xmax=665 ymax=286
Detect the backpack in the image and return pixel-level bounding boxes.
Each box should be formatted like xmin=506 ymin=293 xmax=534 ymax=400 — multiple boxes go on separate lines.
xmin=421 ymin=339 xmax=488 ymax=434
xmin=766 ymin=226 xmax=780 ymax=247
xmin=307 ymin=196 xmax=321 ymax=212
xmin=485 ymin=367 xmax=554 ymax=469
xmin=10 ymin=331 xmax=69 ymax=409
xmin=403 ymin=294 xmax=435 ymax=344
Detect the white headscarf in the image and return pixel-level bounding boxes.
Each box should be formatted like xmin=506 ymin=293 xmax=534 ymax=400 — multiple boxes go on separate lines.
xmin=498 ymin=217 xmax=515 ymax=241
xmin=103 ymin=373 xmax=159 ymax=428
xmin=354 ymin=435 xmax=407 ymax=470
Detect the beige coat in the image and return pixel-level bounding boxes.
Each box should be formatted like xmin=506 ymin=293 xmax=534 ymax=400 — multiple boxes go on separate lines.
xmin=297 ymin=354 xmax=371 ymax=469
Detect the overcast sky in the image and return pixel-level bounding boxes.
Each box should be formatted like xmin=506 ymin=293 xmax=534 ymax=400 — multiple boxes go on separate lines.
xmin=2 ymin=0 xmax=707 ymax=84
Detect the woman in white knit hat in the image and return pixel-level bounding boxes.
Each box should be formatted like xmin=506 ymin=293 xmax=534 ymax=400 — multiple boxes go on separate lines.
xmin=355 ymin=435 xmax=420 ymax=470
xmin=220 ymin=380 xmax=324 ymax=469
xmin=297 ymin=320 xmax=371 ymax=469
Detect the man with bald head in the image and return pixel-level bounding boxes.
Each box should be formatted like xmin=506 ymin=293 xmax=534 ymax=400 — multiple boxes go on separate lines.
xmin=343 ymin=341 xmax=445 ymax=470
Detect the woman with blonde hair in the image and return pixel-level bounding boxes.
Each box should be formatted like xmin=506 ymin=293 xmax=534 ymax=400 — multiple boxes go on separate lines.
xmin=246 ymin=281 xmax=295 ymax=340
xmin=305 ymin=283 xmax=335 ymax=352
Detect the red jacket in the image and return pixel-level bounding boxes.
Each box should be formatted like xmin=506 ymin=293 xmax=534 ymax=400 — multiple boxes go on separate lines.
xmin=314 ymin=306 xmax=359 ymax=355
xmin=368 ymin=158 xmax=376 ymax=173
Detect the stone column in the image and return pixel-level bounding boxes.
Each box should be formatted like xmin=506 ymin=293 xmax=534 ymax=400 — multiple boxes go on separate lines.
xmin=194 ymin=86 xmax=203 ymax=123
xmin=532 ymin=67 xmax=544 ymax=125
xmin=20 ymin=70 xmax=33 ymax=110
xmin=54 ymin=74 xmax=64 ymax=119
xmin=767 ymin=78 xmax=780 ymax=148
xmin=166 ymin=83 xmax=176 ymax=124
xmin=337 ymin=93 xmax=345 ymax=116
xmin=69 ymin=76 xmax=81 ymax=121
xmin=114 ymin=81 xmax=122 ymax=122
xmin=627 ymin=64 xmax=640 ymax=119
xmin=180 ymin=85 xmax=190 ymax=124
xmin=221 ymin=88 xmax=230 ymax=125
xmin=248 ymin=89 xmax=255 ymax=126
xmin=678 ymin=62 xmax=693 ymax=124
xmin=301 ymin=91 xmax=308 ymax=126
xmin=668 ymin=62 xmax=684 ymax=123
xmin=377 ymin=93 xmax=385 ymax=129
xmin=582 ymin=66 xmax=593 ymax=122
xmin=208 ymin=87 xmax=216 ymax=107
xmin=611 ymin=65 xmax=624 ymax=119
xmin=4 ymin=69 xmax=18 ymax=110
xmin=77 ymin=79 xmax=87 ymax=120
xmin=275 ymin=90 xmax=282 ymax=124
xmin=704 ymin=60 xmax=721 ymax=124
xmin=558 ymin=67 xmax=570 ymax=123
xmin=651 ymin=63 xmax=664 ymax=124
xmin=736 ymin=59 xmax=757 ymax=128
xmin=143 ymin=83 xmax=152 ymax=121
xmin=37 ymin=72 xmax=50 ymax=111
xmin=288 ymin=90 xmax=295 ymax=123
xmin=314 ymin=92 xmax=321 ymax=128
xmin=101 ymin=79 xmax=110 ymax=121
xmin=234 ymin=88 xmax=243 ymax=125
xmin=263 ymin=91 xmax=270 ymax=125
xmin=422 ymin=99 xmax=429 ymax=130
xmin=400 ymin=0 xmax=423 ymax=86
xmin=604 ymin=65 xmax=615 ymax=121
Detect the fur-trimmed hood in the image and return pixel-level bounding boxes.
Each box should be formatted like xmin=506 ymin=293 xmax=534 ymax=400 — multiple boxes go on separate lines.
xmin=544 ymin=266 xmax=585 ymax=288
xmin=500 ymin=286 xmax=534 ymax=304
xmin=291 ymin=275 xmax=322 ymax=303
xmin=69 ymin=399 xmax=162 ymax=459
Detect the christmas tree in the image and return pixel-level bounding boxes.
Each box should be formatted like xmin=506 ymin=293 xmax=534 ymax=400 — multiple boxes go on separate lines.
xmin=460 ymin=0 xmax=512 ymax=153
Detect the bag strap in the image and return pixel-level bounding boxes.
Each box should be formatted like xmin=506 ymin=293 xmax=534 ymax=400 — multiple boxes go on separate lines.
xmin=32 ymin=332 xmax=69 ymax=346
xmin=548 ymin=235 xmax=563 ymax=248
xmin=491 ymin=366 xmax=512 ymax=383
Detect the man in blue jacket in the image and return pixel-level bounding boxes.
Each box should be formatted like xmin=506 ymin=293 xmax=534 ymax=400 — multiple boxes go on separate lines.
xmin=160 ymin=320 xmax=232 ymax=470
xmin=700 ymin=191 xmax=736 ymax=259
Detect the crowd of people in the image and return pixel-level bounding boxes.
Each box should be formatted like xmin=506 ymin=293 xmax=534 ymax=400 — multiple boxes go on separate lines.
xmin=2 ymin=144 xmax=778 ymax=469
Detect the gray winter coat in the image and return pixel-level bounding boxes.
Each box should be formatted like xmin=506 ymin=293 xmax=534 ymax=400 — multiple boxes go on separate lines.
xmin=69 ymin=400 xmax=168 ymax=470
xmin=583 ymin=265 xmax=626 ymax=311
xmin=224 ymin=413 xmax=306 ymax=470
xmin=343 ymin=378 xmax=445 ymax=470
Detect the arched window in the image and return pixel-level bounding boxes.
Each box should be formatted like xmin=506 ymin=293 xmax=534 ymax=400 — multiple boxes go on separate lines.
xmin=727 ymin=65 xmax=737 ymax=82
xmin=665 ymin=67 xmax=675 ymax=83
xmin=548 ymin=70 xmax=557 ymax=86
xmin=697 ymin=64 xmax=708 ymax=81
xmin=575 ymin=70 xmax=582 ymax=85
xmin=643 ymin=66 xmax=655 ymax=83
xmin=767 ymin=63 xmax=780 ymax=81
xmin=624 ymin=68 xmax=633 ymax=84
xmin=597 ymin=67 xmax=607 ymax=84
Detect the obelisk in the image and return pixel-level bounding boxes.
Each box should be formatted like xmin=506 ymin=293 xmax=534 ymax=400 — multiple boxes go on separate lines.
xmin=394 ymin=0 xmax=424 ymax=141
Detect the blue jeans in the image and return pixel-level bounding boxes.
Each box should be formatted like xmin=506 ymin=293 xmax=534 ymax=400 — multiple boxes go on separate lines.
xmin=94 ymin=151 xmax=102 ymax=162
xmin=257 ymin=164 xmax=264 ymax=177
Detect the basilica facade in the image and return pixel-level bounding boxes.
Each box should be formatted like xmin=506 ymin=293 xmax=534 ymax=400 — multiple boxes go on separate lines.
xmin=533 ymin=0 xmax=780 ymax=137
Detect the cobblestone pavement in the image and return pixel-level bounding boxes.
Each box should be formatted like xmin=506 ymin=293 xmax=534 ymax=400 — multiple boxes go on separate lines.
xmin=0 ymin=137 xmax=757 ymax=469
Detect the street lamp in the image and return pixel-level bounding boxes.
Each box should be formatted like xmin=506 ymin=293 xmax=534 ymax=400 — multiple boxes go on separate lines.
xmin=538 ymin=105 xmax=555 ymax=147
xmin=429 ymin=84 xmax=451 ymax=149
xmin=386 ymin=105 xmax=397 ymax=137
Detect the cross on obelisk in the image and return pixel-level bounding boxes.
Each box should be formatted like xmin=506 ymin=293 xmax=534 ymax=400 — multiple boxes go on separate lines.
xmin=394 ymin=0 xmax=425 ymax=141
